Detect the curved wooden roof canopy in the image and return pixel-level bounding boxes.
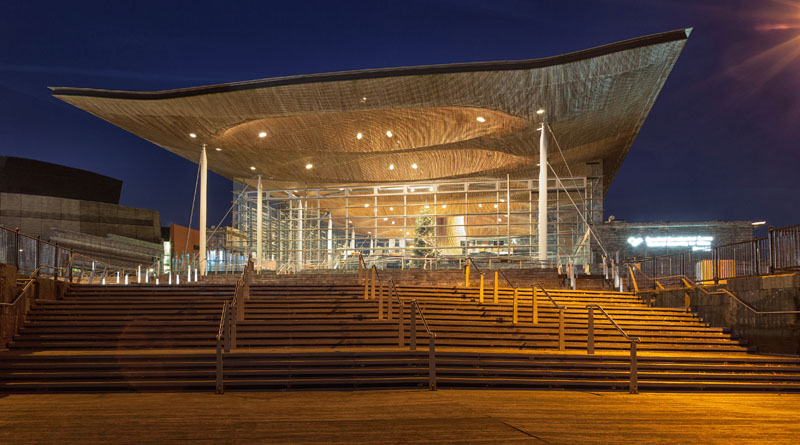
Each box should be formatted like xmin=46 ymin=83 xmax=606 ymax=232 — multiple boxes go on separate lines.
xmin=51 ymin=29 xmax=691 ymax=193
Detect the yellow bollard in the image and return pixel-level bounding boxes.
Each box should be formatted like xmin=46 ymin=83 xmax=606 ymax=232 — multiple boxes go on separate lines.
xmin=370 ymin=267 xmax=376 ymax=300
xmin=465 ymin=261 xmax=470 ymax=287
xmin=532 ymin=287 xmax=539 ymax=324
xmin=493 ymin=271 xmax=499 ymax=304
xmin=479 ymin=273 xmax=484 ymax=304
xmin=684 ymin=291 xmax=691 ymax=308
xmin=513 ymin=288 xmax=518 ymax=324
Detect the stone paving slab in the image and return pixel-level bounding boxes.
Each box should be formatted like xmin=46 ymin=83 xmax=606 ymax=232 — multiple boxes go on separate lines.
xmin=1 ymin=390 xmax=799 ymax=444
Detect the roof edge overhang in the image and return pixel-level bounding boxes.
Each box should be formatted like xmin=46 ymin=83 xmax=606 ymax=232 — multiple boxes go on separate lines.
xmin=49 ymin=28 xmax=692 ymax=100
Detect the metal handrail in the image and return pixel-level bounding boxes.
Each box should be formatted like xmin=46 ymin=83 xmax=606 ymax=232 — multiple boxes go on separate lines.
xmin=0 ymin=277 xmax=36 ymax=307
xmin=215 ymin=258 xmax=252 ymax=394
xmin=584 ymin=304 xmax=640 ymax=394
xmin=531 ymin=282 xmax=566 ymax=350
xmin=585 ymin=304 xmax=641 ymax=344
xmin=531 ymin=282 xmax=566 ymax=310
xmin=408 ymin=298 xmax=437 ymax=391
xmin=409 ymin=299 xmax=435 ymax=339
xmin=466 ymin=257 xmax=483 ymax=275
xmin=630 ymin=266 xmax=800 ymax=316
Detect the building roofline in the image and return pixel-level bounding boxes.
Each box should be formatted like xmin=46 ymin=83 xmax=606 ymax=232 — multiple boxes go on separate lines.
xmin=49 ymin=28 xmax=691 ymax=100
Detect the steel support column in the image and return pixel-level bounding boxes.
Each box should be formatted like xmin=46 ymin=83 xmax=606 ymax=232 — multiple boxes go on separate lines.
xmin=199 ymin=144 xmax=208 ymax=275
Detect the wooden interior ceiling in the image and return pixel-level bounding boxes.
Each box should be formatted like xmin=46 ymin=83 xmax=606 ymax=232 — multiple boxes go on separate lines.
xmin=50 ymin=29 xmax=690 ymax=194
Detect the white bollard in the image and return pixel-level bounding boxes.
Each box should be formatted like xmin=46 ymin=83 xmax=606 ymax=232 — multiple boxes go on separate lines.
xmin=155 ymin=278 xmax=159 ymax=285
xmin=169 ymin=273 xmax=172 ymax=285
xmin=124 ymin=275 xmax=129 ymax=285
xmin=101 ymin=277 xmax=106 ymax=285
xmin=145 ymin=270 xmax=150 ymax=284
xmin=116 ymin=271 xmax=120 ymax=284
xmin=194 ymin=268 xmax=198 ymax=282
xmin=176 ymin=274 xmax=180 ymax=285
xmin=137 ymin=265 xmax=141 ymax=283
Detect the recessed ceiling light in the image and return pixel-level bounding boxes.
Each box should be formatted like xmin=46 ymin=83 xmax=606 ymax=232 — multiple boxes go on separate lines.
xmin=476 ymin=116 xmax=486 ymax=123
xmin=360 ymin=96 xmax=367 ymax=103
xmin=383 ymin=217 xmax=388 ymax=221
xmin=368 ymin=231 xmax=371 ymax=234
xmin=189 ymin=133 xmax=197 ymax=138
xmin=349 ymin=220 xmax=353 ymax=224
xmin=357 ymin=132 xmax=363 ymax=140
xmin=498 ymin=218 xmax=502 ymax=222
xmin=424 ymin=205 xmax=430 ymax=209
xmin=305 ymin=163 xmax=313 ymax=169
xmin=536 ymin=109 xmax=545 ymax=115
xmin=500 ymin=199 xmax=505 ymax=203
xmin=258 ymin=131 xmax=267 ymax=138
xmin=442 ymin=204 xmax=447 ymax=209
xmin=478 ymin=203 xmax=483 ymax=208
xmin=386 ymin=130 xmax=393 ymax=138
xmin=215 ymin=147 xmax=221 ymax=151
xmin=411 ymin=163 xmax=418 ymax=169
xmin=364 ymin=203 xmax=369 ymax=207
xmin=391 ymin=221 xmax=395 ymax=225
xmin=389 ymin=207 xmax=394 ymax=211
xmin=493 ymin=204 xmax=499 ymax=208
xmin=388 ymin=164 xmax=395 ymax=170
xmin=406 ymin=231 xmax=410 ymax=235
xmin=250 ymin=166 xmax=256 ymax=171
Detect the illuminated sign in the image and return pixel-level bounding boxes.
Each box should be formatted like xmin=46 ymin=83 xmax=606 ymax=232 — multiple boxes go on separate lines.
xmin=627 ymin=236 xmax=713 ymax=251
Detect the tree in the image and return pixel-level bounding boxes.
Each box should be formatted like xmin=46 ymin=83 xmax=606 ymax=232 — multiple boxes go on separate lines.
xmin=412 ymin=207 xmax=436 ymax=260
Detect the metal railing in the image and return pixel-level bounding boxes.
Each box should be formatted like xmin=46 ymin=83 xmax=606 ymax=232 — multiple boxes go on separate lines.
xmin=585 ymin=304 xmax=641 ymax=394
xmin=215 ymin=258 xmax=253 ymax=394
xmin=363 ymin=262 xmax=436 ymax=390
xmin=630 ymin=224 xmax=800 ymax=283
xmin=532 ymin=282 xmax=566 ymax=350
xmin=628 ymin=265 xmax=800 ymax=316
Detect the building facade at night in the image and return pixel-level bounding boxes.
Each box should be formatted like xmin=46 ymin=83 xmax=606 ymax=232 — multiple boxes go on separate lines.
xmin=51 ymin=29 xmax=696 ymax=272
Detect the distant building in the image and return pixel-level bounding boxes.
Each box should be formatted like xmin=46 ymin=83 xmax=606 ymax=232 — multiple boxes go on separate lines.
xmin=0 ymin=156 xmax=162 ymax=267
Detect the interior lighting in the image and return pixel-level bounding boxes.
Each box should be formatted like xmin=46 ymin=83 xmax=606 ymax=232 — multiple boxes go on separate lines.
xmin=349 ymin=220 xmax=353 ymax=224
xmin=498 ymin=218 xmax=502 ymax=222
xmin=389 ymin=207 xmax=394 ymax=211
xmin=536 ymin=108 xmax=545 ymax=115
xmin=476 ymin=116 xmax=486 ymax=123
xmin=305 ymin=163 xmax=313 ymax=169
xmin=752 ymin=221 xmax=767 ymax=226
xmin=386 ymin=130 xmax=393 ymax=138
xmin=368 ymin=231 xmax=372 ymax=234
xmin=424 ymin=205 xmax=430 ymax=209
xmin=259 ymin=131 xmax=267 ymax=138
xmin=391 ymin=221 xmax=395 ymax=224
xmin=442 ymin=204 xmax=447 ymax=209
xmin=189 ymin=133 xmax=197 ymax=138
xmin=389 ymin=164 xmax=395 ymax=170
xmin=410 ymin=187 xmax=415 ymax=192
xmin=478 ymin=203 xmax=483 ymax=208
xmin=250 ymin=166 xmax=256 ymax=171
xmin=411 ymin=163 xmax=418 ymax=169
xmin=364 ymin=203 xmax=369 ymax=207
xmin=406 ymin=232 xmax=410 ymax=235
xmin=500 ymin=199 xmax=505 ymax=203
xmin=215 ymin=147 xmax=221 ymax=151
xmin=357 ymin=132 xmax=363 ymax=140
xmin=493 ymin=204 xmax=499 ymax=208
xmin=383 ymin=217 xmax=388 ymax=221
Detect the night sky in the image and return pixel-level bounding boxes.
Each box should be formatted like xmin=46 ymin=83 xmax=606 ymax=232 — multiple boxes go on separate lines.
xmin=2 ymin=0 xmax=798 ymax=233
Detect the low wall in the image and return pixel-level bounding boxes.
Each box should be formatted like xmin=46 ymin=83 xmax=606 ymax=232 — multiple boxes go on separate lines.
xmin=643 ymin=274 xmax=800 ymax=355
xmin=0 ymin=266 xmax=67 ymax=347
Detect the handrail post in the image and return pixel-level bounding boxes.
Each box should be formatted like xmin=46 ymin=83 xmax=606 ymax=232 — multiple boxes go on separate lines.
xmin=479 ymin=273 xmax=485 ymax=303
xmin=429 ymin=335 xmax=437 ymax=391
xmin=358 ymin=257 xmax=363 ymax=283
xmin=230 ymin=303 xmax=237 ymax=349
xmin=35 ymin=236 xmax=41 ymax=277
xmin=410 ymin=303 xmax=417 ymax=351
xmin=587 ymin=306 xmax=594 ymax=354
xmin=378 ymin=282 xmax=384 ymax=320
xmin=630 ymin=341 xmax=638 ymax=394
xmin=370 ymin=267 xmax=376 ymax=300
xmin=493 ymin=271 xmax=499 ymax=304
xmin=14 ymin=228 xmax=20 ymax=268
xmin=224 ymin=306 xmax=231 ymax=353
xmin=364 ymin=267 xmax=369 ymax=300
xmin=558 ymin=308 xmax=565 ymax=351
xmin=387 ymin=287 xmax=393 ymax=321
xmin=398 ymin=303 xmax=405 ymax=347
xmin=465 ymin=260 xmax=470 ymax=287
xmin=54 ymin=244 xmax=60 ymax=281
xmin=532 ymin=286 xmax=538 ymax=324
xmin=768 ymin=226 xmax=776 ymax=274
xmin=512 ymin=288 xmax=518 ymax=324
xmin=216 ymin=338 xmax=224 ymax=394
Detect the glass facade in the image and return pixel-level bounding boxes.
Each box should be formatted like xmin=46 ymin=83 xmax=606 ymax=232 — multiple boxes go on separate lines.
xmin=231 ymin=175 xmax=602 ymax=270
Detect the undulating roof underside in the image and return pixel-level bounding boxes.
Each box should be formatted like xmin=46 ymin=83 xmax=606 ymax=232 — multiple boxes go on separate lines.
xmin=51 ymin=29 xmax=690 ymax=193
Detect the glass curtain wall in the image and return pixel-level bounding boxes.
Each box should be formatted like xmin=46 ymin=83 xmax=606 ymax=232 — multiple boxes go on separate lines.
xmin=230 ymin=176 xmax=602 ymax=270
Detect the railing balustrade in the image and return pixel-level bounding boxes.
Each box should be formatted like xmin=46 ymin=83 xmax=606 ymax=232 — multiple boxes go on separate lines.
xmin=585 ymin=304 xmax=640 ymax=394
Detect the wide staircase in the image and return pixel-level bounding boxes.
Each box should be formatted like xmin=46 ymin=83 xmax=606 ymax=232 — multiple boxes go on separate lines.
xmin=2 ymin=277 xmax=799 ymax=393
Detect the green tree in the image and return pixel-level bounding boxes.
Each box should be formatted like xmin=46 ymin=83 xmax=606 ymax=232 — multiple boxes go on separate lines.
xmin=412 ymin=207 xmax=436 ymax=259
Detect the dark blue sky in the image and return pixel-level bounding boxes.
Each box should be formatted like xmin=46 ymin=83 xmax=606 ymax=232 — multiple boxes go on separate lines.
xmin=2 ymin=0 xmax=798 ymax=230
